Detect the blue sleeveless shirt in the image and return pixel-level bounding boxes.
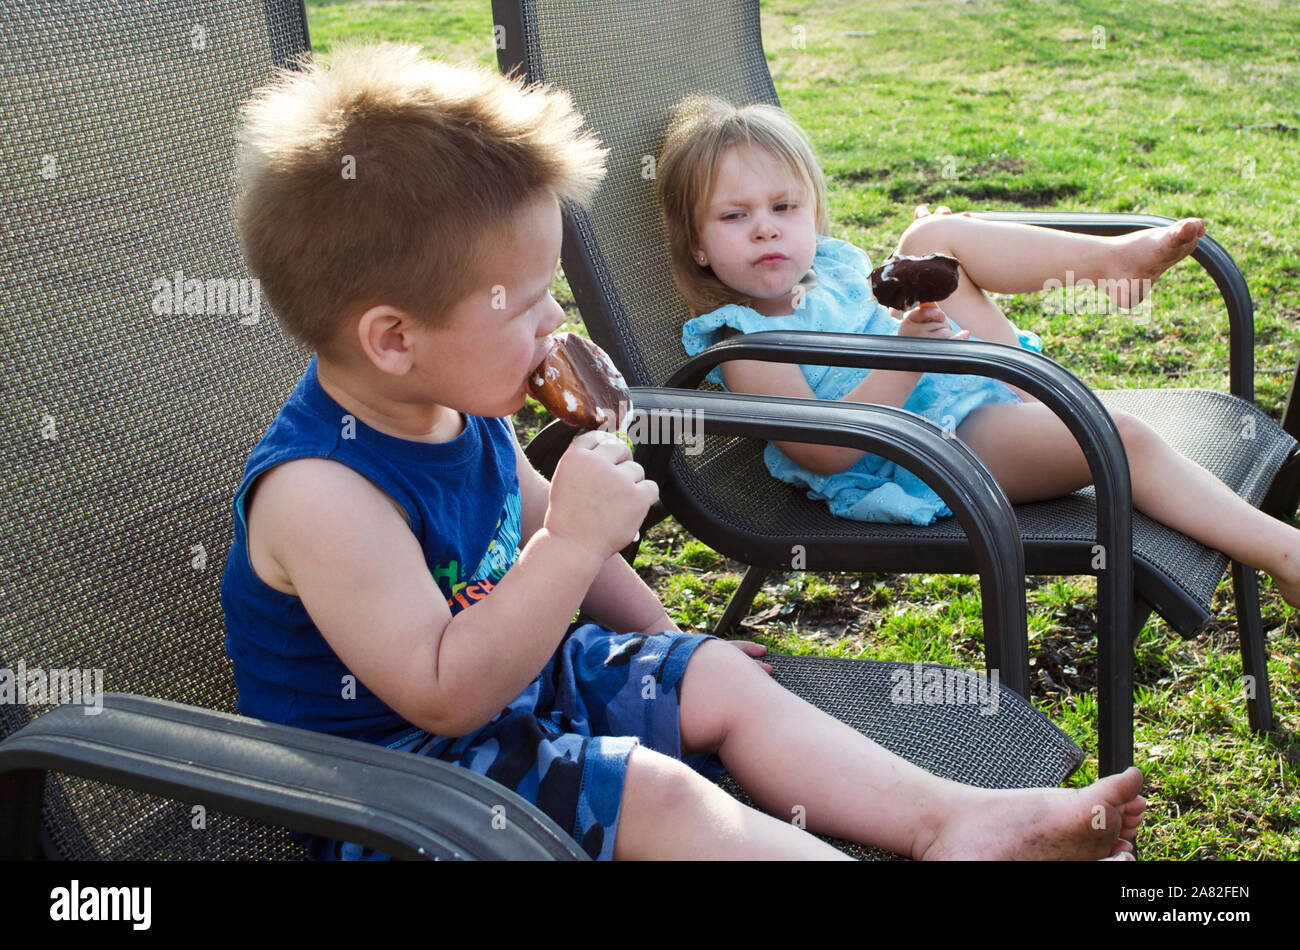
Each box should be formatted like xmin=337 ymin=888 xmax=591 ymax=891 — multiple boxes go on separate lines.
xmin=220 ymin=355 xmax=522 ymax=749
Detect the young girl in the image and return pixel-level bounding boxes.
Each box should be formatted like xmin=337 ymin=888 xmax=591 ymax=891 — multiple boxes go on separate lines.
xmin=655 ymin=94 xmax=1300 ymax=608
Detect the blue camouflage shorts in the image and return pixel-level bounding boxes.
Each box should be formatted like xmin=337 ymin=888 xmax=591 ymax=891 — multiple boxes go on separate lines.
xmin=295 ymin=623 xmax=725 ymax=861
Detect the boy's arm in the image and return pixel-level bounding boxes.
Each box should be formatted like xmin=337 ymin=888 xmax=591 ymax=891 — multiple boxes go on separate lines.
xmin=262 ymin=434 xmax=651 ymax=739
xmin=511 ymin=421 xmax=674 ymax=635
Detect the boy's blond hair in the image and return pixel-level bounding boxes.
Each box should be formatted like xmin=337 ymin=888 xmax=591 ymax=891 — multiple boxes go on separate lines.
xmin=234 ymin=42 xmax=607 ymax=355
xmin=655 ymin=95 xmax=829 ymax=316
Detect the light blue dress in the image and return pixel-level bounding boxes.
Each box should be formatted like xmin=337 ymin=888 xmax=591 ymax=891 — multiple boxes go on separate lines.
xmin=681 ymin=235 xmax=1043 ymax=525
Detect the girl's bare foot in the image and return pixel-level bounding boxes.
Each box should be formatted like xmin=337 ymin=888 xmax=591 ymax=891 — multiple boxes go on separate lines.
xmin=914 ymin=766 xmax=1147 ymax=860
xmin=1106 ymin=218 xmax=1206 ymax=309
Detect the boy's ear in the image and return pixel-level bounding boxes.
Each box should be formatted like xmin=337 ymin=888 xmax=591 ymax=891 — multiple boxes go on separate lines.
xmin=356 ymin=303 xmax=420 ymax=375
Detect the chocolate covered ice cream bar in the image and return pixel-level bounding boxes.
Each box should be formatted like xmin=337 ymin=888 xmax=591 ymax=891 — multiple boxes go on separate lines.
xmin=528 ymin=332 xmax=631 ymax=431
xmin=869 ymin=253 xmax=961 ymax=310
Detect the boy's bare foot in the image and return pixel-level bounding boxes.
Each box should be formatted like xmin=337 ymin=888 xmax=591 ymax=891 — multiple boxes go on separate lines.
xmin=914 ymin=766 xmax=1146 ymax=860
xmin=1268 ymin=562 xmax=1300 ymax=609
xmin=1106 ymin=218 xmax=1206 ymax=309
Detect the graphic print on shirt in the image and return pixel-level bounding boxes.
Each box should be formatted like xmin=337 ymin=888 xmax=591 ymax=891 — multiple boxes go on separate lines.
xmin=430 ymin=488 xmax=522 ymax=613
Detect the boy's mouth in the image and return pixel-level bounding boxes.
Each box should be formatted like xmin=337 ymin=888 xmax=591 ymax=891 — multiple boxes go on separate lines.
xmin=531 ymin=337 xmax=559 ymax=376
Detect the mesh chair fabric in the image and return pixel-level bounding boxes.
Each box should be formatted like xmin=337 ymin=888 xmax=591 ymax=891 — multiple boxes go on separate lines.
xmin=521 ymin=0 xmax=777 ymax=388
xmin=1 ymin=0 xmax=314 ymax=860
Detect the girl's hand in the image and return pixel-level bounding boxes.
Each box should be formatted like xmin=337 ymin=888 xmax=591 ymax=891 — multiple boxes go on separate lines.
xmin=898 ymin=303 xmax=971 ymax=340
xmin=913 ymin=203 xmax=973 ymax=219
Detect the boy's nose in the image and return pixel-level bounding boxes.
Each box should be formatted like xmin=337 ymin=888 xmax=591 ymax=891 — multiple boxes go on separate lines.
xmin=753 ymin=215 xmax=778 ymax=240
xmin=540 ymin=294 xmax=566 ymax=335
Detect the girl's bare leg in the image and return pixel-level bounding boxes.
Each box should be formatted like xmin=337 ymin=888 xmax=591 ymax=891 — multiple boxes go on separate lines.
xmin=954 ymin=402 xmax=1300 ymax=605
xmin=619 ymin=640 xmax=1146 ymax=860
xmin=895 ymin=210 xmax=1205 ymax=314
xmin=889 ymin=211 xmax=1205 ymax=399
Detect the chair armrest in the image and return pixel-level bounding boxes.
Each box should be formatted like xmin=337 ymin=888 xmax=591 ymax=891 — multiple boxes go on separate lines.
xmin=668 ymin=332 xmax=1132 ymax=567
xmin=522 ymin=413 xmax=581 ymax=478
xmin=968 ymin=211 xmax=1254 ymax=402
xmin=662 ymin=332 xmax=1136 ymax=703
xmin=627 ymin=386 xmax=1031 ymax=696
xmin=0 ymin=693 xmax=587 ymax=860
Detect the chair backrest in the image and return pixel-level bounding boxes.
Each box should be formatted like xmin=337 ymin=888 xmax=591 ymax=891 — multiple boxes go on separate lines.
xmin=494 ymin=0 xmax=778 ymax=389
xmin=1 ymin=0 xmax=313 ymax=858
xmin=494 ymin=0 xmax=883 ymax=548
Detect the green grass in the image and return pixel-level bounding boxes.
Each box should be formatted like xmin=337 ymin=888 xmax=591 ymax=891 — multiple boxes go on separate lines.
xmin=305 ymin=0 xmax=1300 ymax=858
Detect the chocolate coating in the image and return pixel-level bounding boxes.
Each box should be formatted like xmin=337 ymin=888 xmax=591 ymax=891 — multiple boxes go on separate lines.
xmin=869 ymin=253 xmax=961 ymax=310
xmin=528 ymin=332 xmax=631 ymax=430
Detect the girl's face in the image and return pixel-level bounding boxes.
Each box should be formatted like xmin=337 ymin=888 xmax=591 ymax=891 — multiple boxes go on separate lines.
xmin=691 ymin=144 xmax=818 ymax=317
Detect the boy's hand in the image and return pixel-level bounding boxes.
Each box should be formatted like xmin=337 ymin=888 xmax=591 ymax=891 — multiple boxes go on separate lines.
xmin=897 ymin=303 xmax=971 ymax=341
xmin=545 ymin=429 xmax=659 ymax=561
xmin=729 ymin=639 xmax=774 ymax=675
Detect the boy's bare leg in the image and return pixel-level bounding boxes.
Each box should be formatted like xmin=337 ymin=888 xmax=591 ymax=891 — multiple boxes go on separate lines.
xmin=663 ymin=641 xmax=1145 ymax=860
xmin=954 ymin=401 xmax=1300 ymax=606
xmin=611 ymin=745 xmax=853 ymax=859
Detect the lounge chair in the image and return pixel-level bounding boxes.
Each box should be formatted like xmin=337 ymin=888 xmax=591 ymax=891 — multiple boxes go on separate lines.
xmin=492 ymin=0 xmax=1299 ymax=776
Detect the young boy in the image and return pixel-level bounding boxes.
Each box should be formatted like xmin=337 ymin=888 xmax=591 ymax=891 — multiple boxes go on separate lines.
xmin=221 ymin=41 xmax=1146 ymax=860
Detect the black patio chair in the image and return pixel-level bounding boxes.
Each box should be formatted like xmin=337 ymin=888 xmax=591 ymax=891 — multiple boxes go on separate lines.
xmin=492 ymin=0 xmax=1300 ymax=777
xmin=0 ymin=0 xmax=1090 ymax=863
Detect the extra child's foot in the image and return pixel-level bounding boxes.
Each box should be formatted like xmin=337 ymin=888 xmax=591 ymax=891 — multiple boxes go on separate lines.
xmin=914 ymin=766 xmax=1146 ymax=860
xmin=1106 ymin=218 xmax=1206 ymax=309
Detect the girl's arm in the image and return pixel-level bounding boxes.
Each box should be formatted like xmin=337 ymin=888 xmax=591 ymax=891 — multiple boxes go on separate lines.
xmin=718 ymin=307 xmax=965 ymax=476
xmin=720 ymin=357 xmax=918 ymax=475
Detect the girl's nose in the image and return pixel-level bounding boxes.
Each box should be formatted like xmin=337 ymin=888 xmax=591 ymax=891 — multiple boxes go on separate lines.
xmin=753 ymin=214 xmax=779 ymax=240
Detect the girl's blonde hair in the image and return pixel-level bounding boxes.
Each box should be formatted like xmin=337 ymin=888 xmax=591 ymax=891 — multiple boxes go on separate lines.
xmin=655 ymin=95 xmax=829 ymax=315
xmin=234 ymin=42 xmax=607 ymax=355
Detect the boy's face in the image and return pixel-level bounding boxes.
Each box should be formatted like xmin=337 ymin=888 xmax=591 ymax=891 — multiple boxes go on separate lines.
xmin=418 ymin=191 xmax=567 ymax=417
xmin=691 ymin=144 xmax=817 ymax=317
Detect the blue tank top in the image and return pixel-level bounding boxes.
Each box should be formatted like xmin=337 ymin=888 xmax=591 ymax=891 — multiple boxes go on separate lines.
xmin=220 ymin=355 xmax=522 ymax=748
